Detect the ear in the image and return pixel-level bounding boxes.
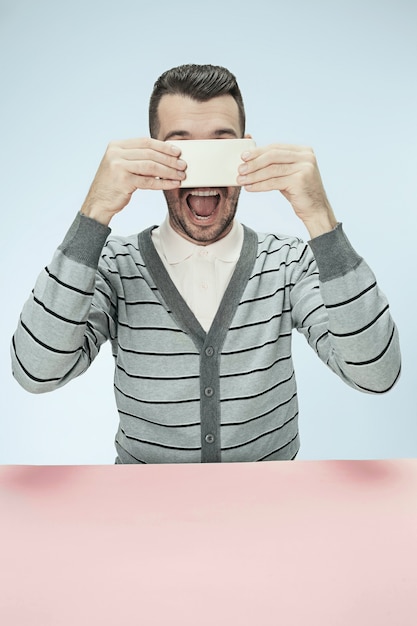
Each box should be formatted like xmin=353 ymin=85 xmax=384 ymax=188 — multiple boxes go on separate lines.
xmin=244 ymin=133 xmax=253 ymax=139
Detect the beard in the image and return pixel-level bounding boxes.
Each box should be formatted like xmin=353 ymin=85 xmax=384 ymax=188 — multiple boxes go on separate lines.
xmin=163 ymin=186 xmax=241 ymax=245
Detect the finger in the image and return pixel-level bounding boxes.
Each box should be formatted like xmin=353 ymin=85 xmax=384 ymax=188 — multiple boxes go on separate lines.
xmin=105 ymin=139 xmax=183 ymax=175
xmin=239 ymin=151 xmax=298 ymax=178
xmin=131 ymin=173 xmax=182 ymax=191
xmin=122 ymin=145 xmax=184 ymax=163
xmin=247 ymin=148 xmax=314 ymax=168
xmin=237 ymin=163 xmax=302 ymax=186
xmin=120 ymin=149 xmax=187 ymax=174
xmin=241 ymin=143 xmax=313 ymax=162
xmin=127 ymin=158 xmax=186 ymax=181
xmin=109 ymin=137 xmax=182 ymax=157
xmin=242 ymin=175 xmax=294 ymax=193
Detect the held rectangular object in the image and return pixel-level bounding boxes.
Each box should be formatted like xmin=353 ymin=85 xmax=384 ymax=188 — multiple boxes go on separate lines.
xmin=168 ymin=138 xmax=256 ymax=187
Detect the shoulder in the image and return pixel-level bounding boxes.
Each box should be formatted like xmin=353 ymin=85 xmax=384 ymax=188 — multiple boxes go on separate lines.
xmin=253 ymin=230 xmax=310 ymax=264
xmin=100 ymin=229 xmax=150 ymax=270
xmin=104 ymin=233 xmax=141 ymax=252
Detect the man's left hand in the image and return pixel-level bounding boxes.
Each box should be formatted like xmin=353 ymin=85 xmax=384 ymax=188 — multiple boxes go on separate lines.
xmin=237 ymin=144 xmax=338 ymax=238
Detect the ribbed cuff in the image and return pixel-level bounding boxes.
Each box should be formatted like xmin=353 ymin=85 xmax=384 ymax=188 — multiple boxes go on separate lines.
xmin=58 ymin=212 xmax=111 ymax=268
xmin=308 ymin=223 xmax=363 ymax=282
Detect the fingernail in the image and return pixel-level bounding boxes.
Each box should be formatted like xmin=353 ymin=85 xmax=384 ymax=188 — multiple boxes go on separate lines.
xmin=177 ymin=159 xmax=186 ymax=168
xmin=170 ymin=144 xmax=181 ymax=155
xmin=239 ymin=164 xmax=248 ymax=174
xmin=241 ymin=151 xmax=251 ymax=160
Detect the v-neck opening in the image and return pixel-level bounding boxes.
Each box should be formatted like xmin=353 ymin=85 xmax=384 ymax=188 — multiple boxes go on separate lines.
xmin=138 ymin=225 xmax=258 ymax=353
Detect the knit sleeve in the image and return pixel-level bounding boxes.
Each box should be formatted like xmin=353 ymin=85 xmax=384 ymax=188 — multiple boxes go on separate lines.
xmin=11 ymin=213 xmax=115 ymax=393
xmin=290 ymin=224 xmax=401 ymax=393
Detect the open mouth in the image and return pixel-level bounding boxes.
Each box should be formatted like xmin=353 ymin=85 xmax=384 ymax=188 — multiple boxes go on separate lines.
xmin=186 ymin=189 xmax=221 ymax=221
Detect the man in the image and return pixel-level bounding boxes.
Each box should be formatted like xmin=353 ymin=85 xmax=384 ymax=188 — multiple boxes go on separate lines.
xmin=11 ymin=64 xmax=401 ymax=464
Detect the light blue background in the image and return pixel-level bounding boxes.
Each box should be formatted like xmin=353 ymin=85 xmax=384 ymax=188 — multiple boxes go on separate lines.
xmin=1 ymin=0 xmax=416 ymax=464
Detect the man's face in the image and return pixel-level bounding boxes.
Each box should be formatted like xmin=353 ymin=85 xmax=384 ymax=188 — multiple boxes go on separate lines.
xmin=156 ymin=94 xmax=243 ymax=245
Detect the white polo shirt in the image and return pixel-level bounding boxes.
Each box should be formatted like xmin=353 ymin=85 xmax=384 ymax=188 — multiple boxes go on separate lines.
xmin=152 ymin=216 xmax=244 ymax=332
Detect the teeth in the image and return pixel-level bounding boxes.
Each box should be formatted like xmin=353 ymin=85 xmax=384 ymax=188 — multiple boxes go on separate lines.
xmin=189 ymin=190 xmax=219 ymax=197
xmin=193 ymin=213 xmax=212 ymax=221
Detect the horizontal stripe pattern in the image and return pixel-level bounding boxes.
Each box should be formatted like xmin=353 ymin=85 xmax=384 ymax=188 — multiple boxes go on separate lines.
xmin=11 ymin=214 xmax=401 ymax=463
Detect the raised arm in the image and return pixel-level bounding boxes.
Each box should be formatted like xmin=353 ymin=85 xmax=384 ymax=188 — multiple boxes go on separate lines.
xmin=238 ymin=143 xmax=401 ymax=392
xmin=11 ymin=137 xmax=186 ymax=392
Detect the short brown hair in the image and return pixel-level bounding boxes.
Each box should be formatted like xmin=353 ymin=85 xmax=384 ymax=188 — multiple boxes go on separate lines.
xmin=149 ymin=64 xmax=245 ymax=138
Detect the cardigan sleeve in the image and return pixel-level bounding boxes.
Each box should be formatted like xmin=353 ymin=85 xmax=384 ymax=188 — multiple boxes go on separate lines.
xmin=11 ymin=213 xmax=115 ymax=393
xmin=290 ymin=224 xmax=401 ymax=393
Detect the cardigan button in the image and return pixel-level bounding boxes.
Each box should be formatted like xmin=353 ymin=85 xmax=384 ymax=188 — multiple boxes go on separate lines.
xmin=205 ymin=434 xmax=215 ymax=444
xmin=204 ymin=387 xmax=214 ymax=397
xmin=205 ymin=346 xmax=214 ymax=357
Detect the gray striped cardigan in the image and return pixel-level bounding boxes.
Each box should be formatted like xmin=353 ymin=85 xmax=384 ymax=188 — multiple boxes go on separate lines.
xmin=11 ymin=213 xmax=401 ymax=463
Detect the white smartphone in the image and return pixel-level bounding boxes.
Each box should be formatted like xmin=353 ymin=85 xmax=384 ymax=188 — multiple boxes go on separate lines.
xmin=168 ymin=138 xmax=256 ymax=187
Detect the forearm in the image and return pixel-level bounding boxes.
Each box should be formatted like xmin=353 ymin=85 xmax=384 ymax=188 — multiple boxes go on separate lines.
xmin=295 ymin=225 xmax=401 ymax=393
xmin=11 ymin=213 xmax=111 ymax=393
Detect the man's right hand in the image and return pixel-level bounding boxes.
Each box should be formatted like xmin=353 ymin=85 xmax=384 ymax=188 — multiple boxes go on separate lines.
xmin=80 ymin=138 xmax=186 ymax=225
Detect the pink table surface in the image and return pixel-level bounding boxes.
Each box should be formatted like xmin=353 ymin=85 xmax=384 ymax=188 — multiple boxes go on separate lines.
xmin=1 ymin=460 xmax=417 ymax=625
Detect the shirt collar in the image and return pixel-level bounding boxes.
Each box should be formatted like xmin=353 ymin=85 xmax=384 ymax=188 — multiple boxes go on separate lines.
xmin=158 ymin=215 xmax=243 ymax=265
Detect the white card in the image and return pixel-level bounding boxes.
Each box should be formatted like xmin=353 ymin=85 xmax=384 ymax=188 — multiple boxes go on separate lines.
xmin=168 ymin=138 xmax=256 ymax=187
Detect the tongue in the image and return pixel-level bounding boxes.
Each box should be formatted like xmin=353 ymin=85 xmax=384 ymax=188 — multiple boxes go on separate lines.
xmin=188 ymin=195 xmax=218 ymax=217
